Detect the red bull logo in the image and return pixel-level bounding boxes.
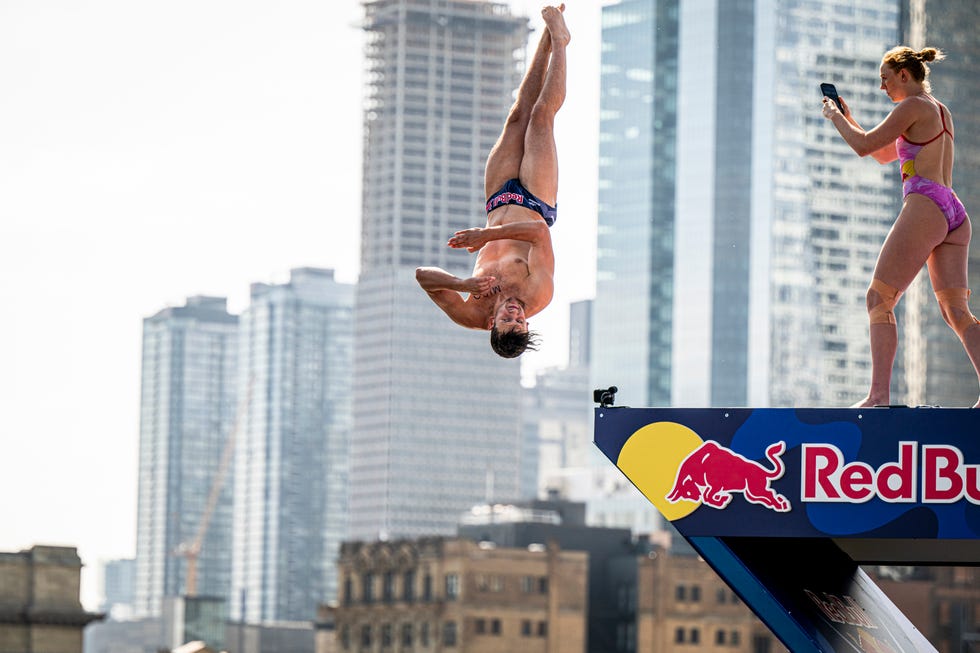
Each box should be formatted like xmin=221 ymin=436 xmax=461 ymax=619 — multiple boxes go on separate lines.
xmin=665 ymin=440 xmax=791 ymax=512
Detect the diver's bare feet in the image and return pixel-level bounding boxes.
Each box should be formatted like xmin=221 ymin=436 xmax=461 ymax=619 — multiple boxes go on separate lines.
xmin=542 ymin=5 xmax=570 ymax=47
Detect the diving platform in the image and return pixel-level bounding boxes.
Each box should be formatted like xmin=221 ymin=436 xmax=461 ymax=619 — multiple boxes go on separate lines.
xmin=593 ymin=398 xmax=980 ymax=652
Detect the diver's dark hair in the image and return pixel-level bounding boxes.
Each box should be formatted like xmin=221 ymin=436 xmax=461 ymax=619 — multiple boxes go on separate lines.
xmin=490 ymin=327 xmax=541 ymax=359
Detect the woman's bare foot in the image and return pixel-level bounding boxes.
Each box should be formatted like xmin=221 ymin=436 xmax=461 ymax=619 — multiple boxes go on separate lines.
xmin=851 ymin=393 xmax=888 ymax=408
xmin=542 ymin=5 xmax=570 ymax=47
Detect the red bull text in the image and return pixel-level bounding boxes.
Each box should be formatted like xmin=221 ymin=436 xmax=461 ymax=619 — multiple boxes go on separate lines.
xmin=803 ymin=442 xmax=980 ymax=504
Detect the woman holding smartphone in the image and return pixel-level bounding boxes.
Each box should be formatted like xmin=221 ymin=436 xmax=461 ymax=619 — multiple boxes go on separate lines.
xmin=822 ymin=46 xmax=980 ymax=408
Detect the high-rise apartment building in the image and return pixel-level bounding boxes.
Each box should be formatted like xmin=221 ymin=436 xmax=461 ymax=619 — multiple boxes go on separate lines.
xmin=350 ymin=0 xmax=528 ymax=541
xmin=898 ymin=0 xmax=980 ymax=407
xmin=230 ymin=268 xmax=354 ymax=623
xmin=135 ymin=296 xmax=238 ymax=617
xmin=594 ymin=0 xmax=902 ymax=408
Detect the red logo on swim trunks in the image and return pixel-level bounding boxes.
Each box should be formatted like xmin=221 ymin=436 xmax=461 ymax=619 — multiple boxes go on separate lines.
xmin=665 ymin=441 xmax=791 ymax=512
xmin=486 ymin=192 xmax=525 ymax=212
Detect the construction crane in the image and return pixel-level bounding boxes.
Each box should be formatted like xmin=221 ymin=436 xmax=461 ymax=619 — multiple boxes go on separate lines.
xmin=174 ymin=378 xmax=253 ymax=597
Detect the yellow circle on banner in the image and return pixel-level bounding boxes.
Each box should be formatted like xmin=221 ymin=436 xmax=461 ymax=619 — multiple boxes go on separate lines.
xmin=617 ymin=422 xmax=704 ymax=521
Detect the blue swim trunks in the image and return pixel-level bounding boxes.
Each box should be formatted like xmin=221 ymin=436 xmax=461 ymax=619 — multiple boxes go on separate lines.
xmin=485 ymin=178 xmax=557 ymax=226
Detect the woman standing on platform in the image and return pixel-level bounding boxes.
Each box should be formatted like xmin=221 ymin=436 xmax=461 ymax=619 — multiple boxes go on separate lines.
xmin=821 ymin=46 xmax=980 ymax=407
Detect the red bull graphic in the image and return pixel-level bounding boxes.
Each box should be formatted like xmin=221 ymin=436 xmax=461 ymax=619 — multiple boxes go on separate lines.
xmin=666 ymin=440 xmax=791 ymax=512
xmin=595 ymin=406 xmax=980 ymax=540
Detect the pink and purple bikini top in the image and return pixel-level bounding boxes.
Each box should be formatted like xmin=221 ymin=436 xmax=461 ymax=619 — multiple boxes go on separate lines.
xmin=896 ymin=95 xmax=953 ymax=181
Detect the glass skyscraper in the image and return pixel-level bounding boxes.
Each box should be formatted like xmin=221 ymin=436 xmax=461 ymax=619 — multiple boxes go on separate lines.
xmin=134 ymin=296 xmax=238 ymax=617
xmin=230 ymin=268 xmax=353 ymax=622
xmin=594 ymin=0 xmax=679 ymax=408
xmin=595 ymin=0 xmax=903 ymax=408
xmin=350 ymin=0 xmax=527 ymax=541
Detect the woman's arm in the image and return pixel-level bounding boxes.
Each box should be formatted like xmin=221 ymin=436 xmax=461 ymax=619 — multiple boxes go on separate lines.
xmin=823 ymin=96 xmax=916 ymax=164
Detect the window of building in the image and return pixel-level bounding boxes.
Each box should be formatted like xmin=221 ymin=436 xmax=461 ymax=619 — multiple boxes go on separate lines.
xmin=716 ymin=587 xmax=727 ymax=603
xmin=423 ymin=573 xmax=433 ymax=601
xmin=538 ymin=577 xmax=549 ymax=594
xmin=402 ymin=623 xmax=413 ymax=646
xmin=381 ymin=624 xmax=393 ymax=647
xmin=363 ymin=573 xmax=374 ymax=604
xmin=343 ymin=577 xmax=353 ymax=605
xmin=475 ymin=618 xmax=486 ymax=634
xmin=403 ymin=571 xmax=415 ymax=601
xmin=491 ymin=619 xmax=501 ymax=635
xmin=537 ymin=621 xmax=548 ymax=637
xmin=690 ymin=628 xmax=700 ymax=644
xmin=521 ymin=575 xmax=535 ymax=593
xmin=716 ymin=629 xmax=726 ymax=645
xmin=361 ymin=625 xmax=372 ymax=647
xmin=674 ymin=627 xmax=685 ymax=643
xmin=691 ymin=585 xmax=701 ymax=601
xmin=443 ymin=621 xmax=458 ymax=647
xmin=421 ymin=622 xmax=430 ymax=646
xmin=340 ymin=624 xmax=350 ymax=649
xmin=521 ymin=620 xmax=533 ymax=637
xmin=753 ymin=633 xmax=771 ymax=653
xmin=675 ymin=585 xmax=686 ymax=601
xmin=731 ymin=630 xmax=741 ymax=646
xmin=383 ymin=571 xmax=395 ymax=602
xmin=445 ymin=573 xmax=460 ymax=600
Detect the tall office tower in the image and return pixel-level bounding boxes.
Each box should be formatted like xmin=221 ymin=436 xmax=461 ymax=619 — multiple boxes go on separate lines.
xmin=350 ymin=0 xmax=527 ymax=541
xmin=134 ymin=296 xmax=238 ymax=617
xmin=100 ymin=558 xmax=135 ymax=620
xmin=899 ymin=0 xmax=980 ymax=407
xmin=524 ymin=301 xmax=593 ymax=499
xmin=568 ymin=298 xmax=592 ymax=369
xmin=593 ymin=0 xmax=679 ymax=408
xmin=230 ymin=268 xmax=353 ymax=623
xmin=595 ymin=0 xmax=901 ymax=408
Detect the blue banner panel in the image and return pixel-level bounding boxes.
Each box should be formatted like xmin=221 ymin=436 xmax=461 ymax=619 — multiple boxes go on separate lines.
xmin=594 ymin=407 xmax=980 ymax=554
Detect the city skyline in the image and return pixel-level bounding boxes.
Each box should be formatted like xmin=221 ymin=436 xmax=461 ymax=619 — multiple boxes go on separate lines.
xmin=0 ymin=0 xmax=600 ymax=610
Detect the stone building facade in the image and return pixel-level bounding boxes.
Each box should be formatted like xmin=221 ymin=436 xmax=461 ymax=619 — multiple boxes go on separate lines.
xmin=628 ymin=545 xmax=784 ymax=653
xmin=327 ymin=537 xmax=587 ymax=653
xmin=0 ymin=545 xmax=102 ymax=653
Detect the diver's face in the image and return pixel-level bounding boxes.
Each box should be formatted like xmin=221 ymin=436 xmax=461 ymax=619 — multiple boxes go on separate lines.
xmin=493 ymin=297 xmax=528 ymax=333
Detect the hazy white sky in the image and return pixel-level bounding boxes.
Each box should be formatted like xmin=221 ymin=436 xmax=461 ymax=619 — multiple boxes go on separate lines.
xmin=0 ymin=1 xmax=599 ymax=607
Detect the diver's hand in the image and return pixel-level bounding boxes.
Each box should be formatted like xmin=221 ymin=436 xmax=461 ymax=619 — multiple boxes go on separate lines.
xmin=459 ymin=276 xmax=497 ymax=296
xmin=448 ymin=228 xmax=489 ymax=252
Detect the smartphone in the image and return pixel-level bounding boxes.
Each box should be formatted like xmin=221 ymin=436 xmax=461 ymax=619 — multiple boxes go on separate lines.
xmin=820 ymin=82 xmax=844 ymax=112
